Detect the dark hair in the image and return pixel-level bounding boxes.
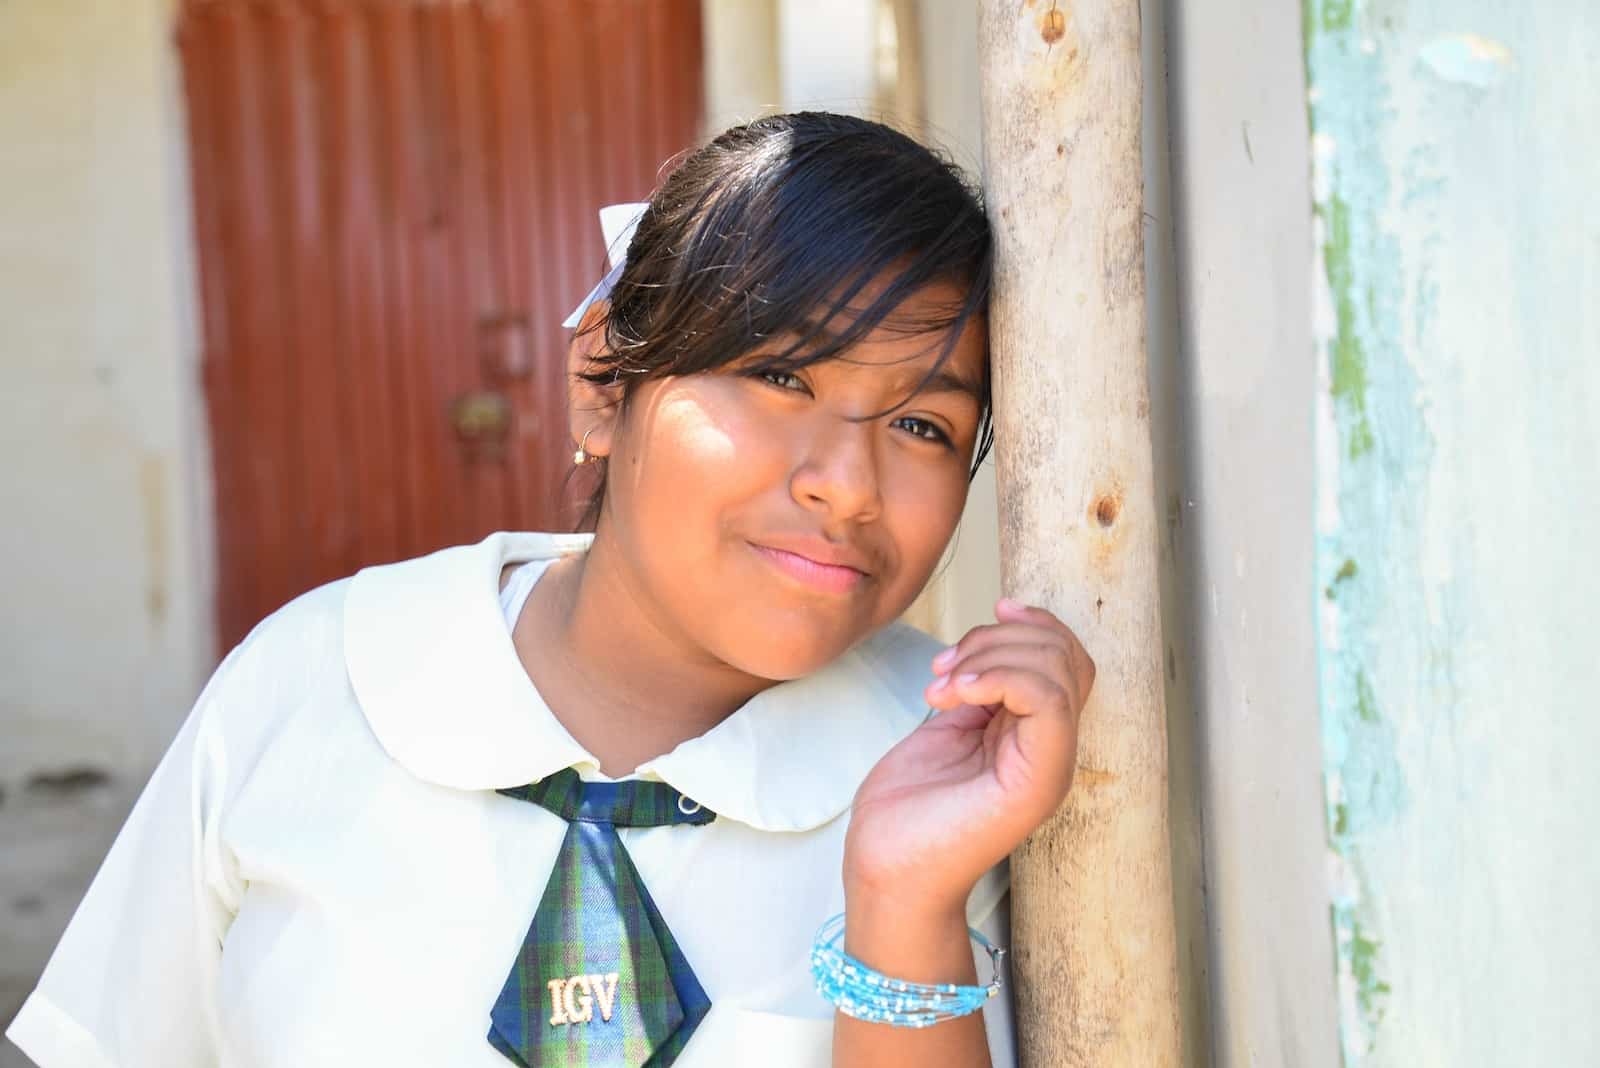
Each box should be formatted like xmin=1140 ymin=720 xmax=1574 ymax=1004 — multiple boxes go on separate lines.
xmin=572 ymin=111 xmax=993 ymax=530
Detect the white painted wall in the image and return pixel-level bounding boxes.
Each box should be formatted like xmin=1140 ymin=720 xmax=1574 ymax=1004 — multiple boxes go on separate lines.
xmin=894 ymin=0 xmax=1006 ymax=647
xmin=916 ymin=0 xmax=984 ymax=175
xmin=777 ymin=0 xmax=879 ymax=117
xmin=0 ymin=0 xmax=211 ymax=1052
xmin=702 ymin=0 xmax=782 ymax=135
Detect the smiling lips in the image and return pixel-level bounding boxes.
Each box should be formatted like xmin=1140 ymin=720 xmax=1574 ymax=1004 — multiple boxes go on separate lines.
xmin=749 ymin=541 xmax=869 ymax=594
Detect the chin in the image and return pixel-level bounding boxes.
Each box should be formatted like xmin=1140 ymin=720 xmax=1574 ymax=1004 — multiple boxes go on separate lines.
xmin=713 ymin=612 xmax=872 ymax=682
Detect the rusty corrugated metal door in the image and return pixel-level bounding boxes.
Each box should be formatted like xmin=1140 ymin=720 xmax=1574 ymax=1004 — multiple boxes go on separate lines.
xmin=177 ymin=0 xmax=704 ymax=651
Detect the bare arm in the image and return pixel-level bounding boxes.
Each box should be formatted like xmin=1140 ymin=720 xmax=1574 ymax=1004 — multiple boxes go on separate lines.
xmin=828 ymin=599 xmax=1097 ymax=1068
xmin=830 ymin=892 xmax=991 ymax=1068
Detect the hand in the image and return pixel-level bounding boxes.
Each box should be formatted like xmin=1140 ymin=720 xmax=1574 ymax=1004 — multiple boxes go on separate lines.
xmin=843 ymin=598 xmax=1096 ymax=915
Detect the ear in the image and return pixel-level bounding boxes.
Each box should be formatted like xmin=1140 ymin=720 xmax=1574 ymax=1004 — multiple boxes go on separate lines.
xmin=566 ymin=300 xmax=624 ymax=461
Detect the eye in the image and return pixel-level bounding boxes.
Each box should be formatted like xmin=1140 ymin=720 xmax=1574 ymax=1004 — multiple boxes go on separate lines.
xmin=891 ymin=415 xmax=953 ymax=446
xmin=755 ymin=369 xmax=811 ymax=394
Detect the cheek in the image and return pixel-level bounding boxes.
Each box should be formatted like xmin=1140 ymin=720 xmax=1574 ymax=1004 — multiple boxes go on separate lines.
xmin=617 ymin=384 xmax=787 ymax=519
xmin=652 ymin=393 xmax=742 ymax=471
xmin=882 ymin=462 xmax=969 ymax=574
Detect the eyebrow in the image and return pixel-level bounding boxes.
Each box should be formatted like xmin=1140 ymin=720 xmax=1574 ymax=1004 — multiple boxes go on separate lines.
xmin=765 ymin=316 xmax=984 ymax=406
xmin=906 ymin=367 xmax=984 ymax=404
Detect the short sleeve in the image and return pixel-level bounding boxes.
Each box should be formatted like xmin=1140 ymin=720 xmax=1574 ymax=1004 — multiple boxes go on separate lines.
xmin=5 ymin=649 xmax=243 ymax=1068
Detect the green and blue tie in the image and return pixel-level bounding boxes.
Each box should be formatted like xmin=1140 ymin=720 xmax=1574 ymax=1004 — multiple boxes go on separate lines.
xmin=489 ymin=769 xmax=717 ymax=1067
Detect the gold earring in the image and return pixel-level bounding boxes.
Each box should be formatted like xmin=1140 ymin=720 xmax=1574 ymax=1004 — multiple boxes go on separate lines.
xmin=573 ymin=427 xmax=597 ymax=465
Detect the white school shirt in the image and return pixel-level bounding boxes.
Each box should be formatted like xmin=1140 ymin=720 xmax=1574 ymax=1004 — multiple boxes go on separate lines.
xmin=7 ymin=531 xmax=1015 ymax=1068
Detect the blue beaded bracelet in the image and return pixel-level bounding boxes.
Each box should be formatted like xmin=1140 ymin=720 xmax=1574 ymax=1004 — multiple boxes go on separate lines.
xmin=809 ymin=912 xmax=1006 ymax=1028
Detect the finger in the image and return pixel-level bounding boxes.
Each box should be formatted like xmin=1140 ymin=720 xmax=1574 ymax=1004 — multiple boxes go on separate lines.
xmin=995 ymin=601 xmax=1096 ymax=685
xmin=931 ymin=638 xmax=1093 ymax=717
xmin=925 ymin=670 xmax=983 ymax=710
xmin=939 ymin=608 xmax=1096 ymax=697
xmin=927 ymin=642 xmax=1057 ymax=709
xmin=934 ymin=639 xmax=1075 ymax=697
xmin=944 ymin=661 xmax=1074 ymax=721
xmin=995 ymin=597 xmax=1075 ymax=637
xmin=930 ymin=620 xmax=1073 ymax=676
xmin=922 ymin=701 xmax=996 ymax=732
xmin=952 ymin=666 xmax=1082 ymax=799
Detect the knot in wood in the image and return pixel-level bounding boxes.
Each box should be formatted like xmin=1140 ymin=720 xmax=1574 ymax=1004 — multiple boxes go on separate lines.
xmin=1040 ymin=7 xmax=1067 ymax=46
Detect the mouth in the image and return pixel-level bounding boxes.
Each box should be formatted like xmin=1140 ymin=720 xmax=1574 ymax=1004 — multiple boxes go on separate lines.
xmin=748 ymin=542 xmax=869 ymax=595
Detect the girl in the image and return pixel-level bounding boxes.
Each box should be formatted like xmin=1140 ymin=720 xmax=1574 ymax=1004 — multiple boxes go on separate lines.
xmin=7 ymin=112 xmax=1094 ymax=1068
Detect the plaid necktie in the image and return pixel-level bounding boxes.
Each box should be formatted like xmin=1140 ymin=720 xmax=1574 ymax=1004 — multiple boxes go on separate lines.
xmin=489 ymin=769 xmax=717 ymax=1067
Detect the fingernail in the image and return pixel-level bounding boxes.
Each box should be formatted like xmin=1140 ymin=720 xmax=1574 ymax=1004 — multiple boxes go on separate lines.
xmin=998 ymin=597 xmax=1021 ymax=612
xmin=932 ymin=645 xmax=958 ymax=669
xmin=930 ymin=674 xmax=950 ymax=691
xmin=956 ymin=673 xmax=979 ymax=687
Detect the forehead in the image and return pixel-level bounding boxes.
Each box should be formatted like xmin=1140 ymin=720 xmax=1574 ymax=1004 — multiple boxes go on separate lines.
xmin=794 ymin=275 xmax=987 ymax=383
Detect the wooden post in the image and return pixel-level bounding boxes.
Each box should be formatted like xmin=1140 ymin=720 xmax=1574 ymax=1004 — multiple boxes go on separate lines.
xmin=977 ymin=2 xmax=1182 ymax=1065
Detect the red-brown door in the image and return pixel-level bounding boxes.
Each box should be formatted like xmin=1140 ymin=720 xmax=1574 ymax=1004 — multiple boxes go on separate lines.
xmin=176 ymin=0 xmax=704 ymax=651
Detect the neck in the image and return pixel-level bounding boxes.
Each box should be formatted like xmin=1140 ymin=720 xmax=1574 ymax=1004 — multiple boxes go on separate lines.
xmin=521 ymin=532 xmax=774 ymax=776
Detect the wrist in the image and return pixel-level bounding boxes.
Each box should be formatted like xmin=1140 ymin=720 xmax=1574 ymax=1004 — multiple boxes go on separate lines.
xmin=840 ymin=885 xmax=977 ymax=986
xmin=842 ymin=849 xmax=973 ymax=921
xmin=843 ymin=874 xmax=969 ymax=926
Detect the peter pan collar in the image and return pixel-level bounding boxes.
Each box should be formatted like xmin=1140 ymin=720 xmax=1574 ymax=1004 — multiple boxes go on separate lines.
xmin=343 ymin=532 xmax=936 ymax=833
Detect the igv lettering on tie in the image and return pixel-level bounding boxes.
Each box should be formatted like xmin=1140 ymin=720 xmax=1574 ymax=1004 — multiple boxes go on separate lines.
xmin=546 ymin=972 xmax=623 ymax=1026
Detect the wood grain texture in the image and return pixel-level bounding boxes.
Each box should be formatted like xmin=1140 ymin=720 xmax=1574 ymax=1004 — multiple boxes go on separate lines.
xmin=977 ymin=1 xmax=1182 ymax=1063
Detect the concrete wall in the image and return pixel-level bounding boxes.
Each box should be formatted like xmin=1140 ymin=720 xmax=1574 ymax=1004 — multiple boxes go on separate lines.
xmin=1141 ymin=0 xmax=1218 ymax=1062
xmin=1161 ymin=2 xmax=1345 ymax=1066
xmin=0 ymin=0 xmax=212 ymax=1055
xmin=1306 ymin=1 xmax=1600 ymax=1063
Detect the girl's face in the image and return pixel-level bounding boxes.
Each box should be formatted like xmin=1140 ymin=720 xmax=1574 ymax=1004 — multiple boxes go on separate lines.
xmin=589 ymin=277 xmax=986 ymax=681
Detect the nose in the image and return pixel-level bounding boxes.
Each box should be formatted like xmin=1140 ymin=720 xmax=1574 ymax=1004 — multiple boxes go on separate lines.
xmin=789 ymin=418 xmax=882 ymax=523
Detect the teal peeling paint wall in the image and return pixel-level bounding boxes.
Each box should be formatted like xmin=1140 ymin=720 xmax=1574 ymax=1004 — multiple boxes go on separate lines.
xmin=1305 ymin=0 xmax=1600 ymax=1063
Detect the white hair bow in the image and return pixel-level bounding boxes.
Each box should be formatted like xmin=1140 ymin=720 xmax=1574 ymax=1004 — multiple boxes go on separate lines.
xmin=561 ymin=201 xmax=650 ymax=328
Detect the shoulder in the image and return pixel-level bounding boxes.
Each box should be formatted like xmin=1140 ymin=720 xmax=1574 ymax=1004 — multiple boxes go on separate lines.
xmin=218 ymin=575 xmax=354 ymax=701
xmin=215 ymin=533 xmax=522 ymax=726
xmin=187 ymin=575 xmax=359 ymax=765
xmin=240 ymin=574 xmax=352 ymax=651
